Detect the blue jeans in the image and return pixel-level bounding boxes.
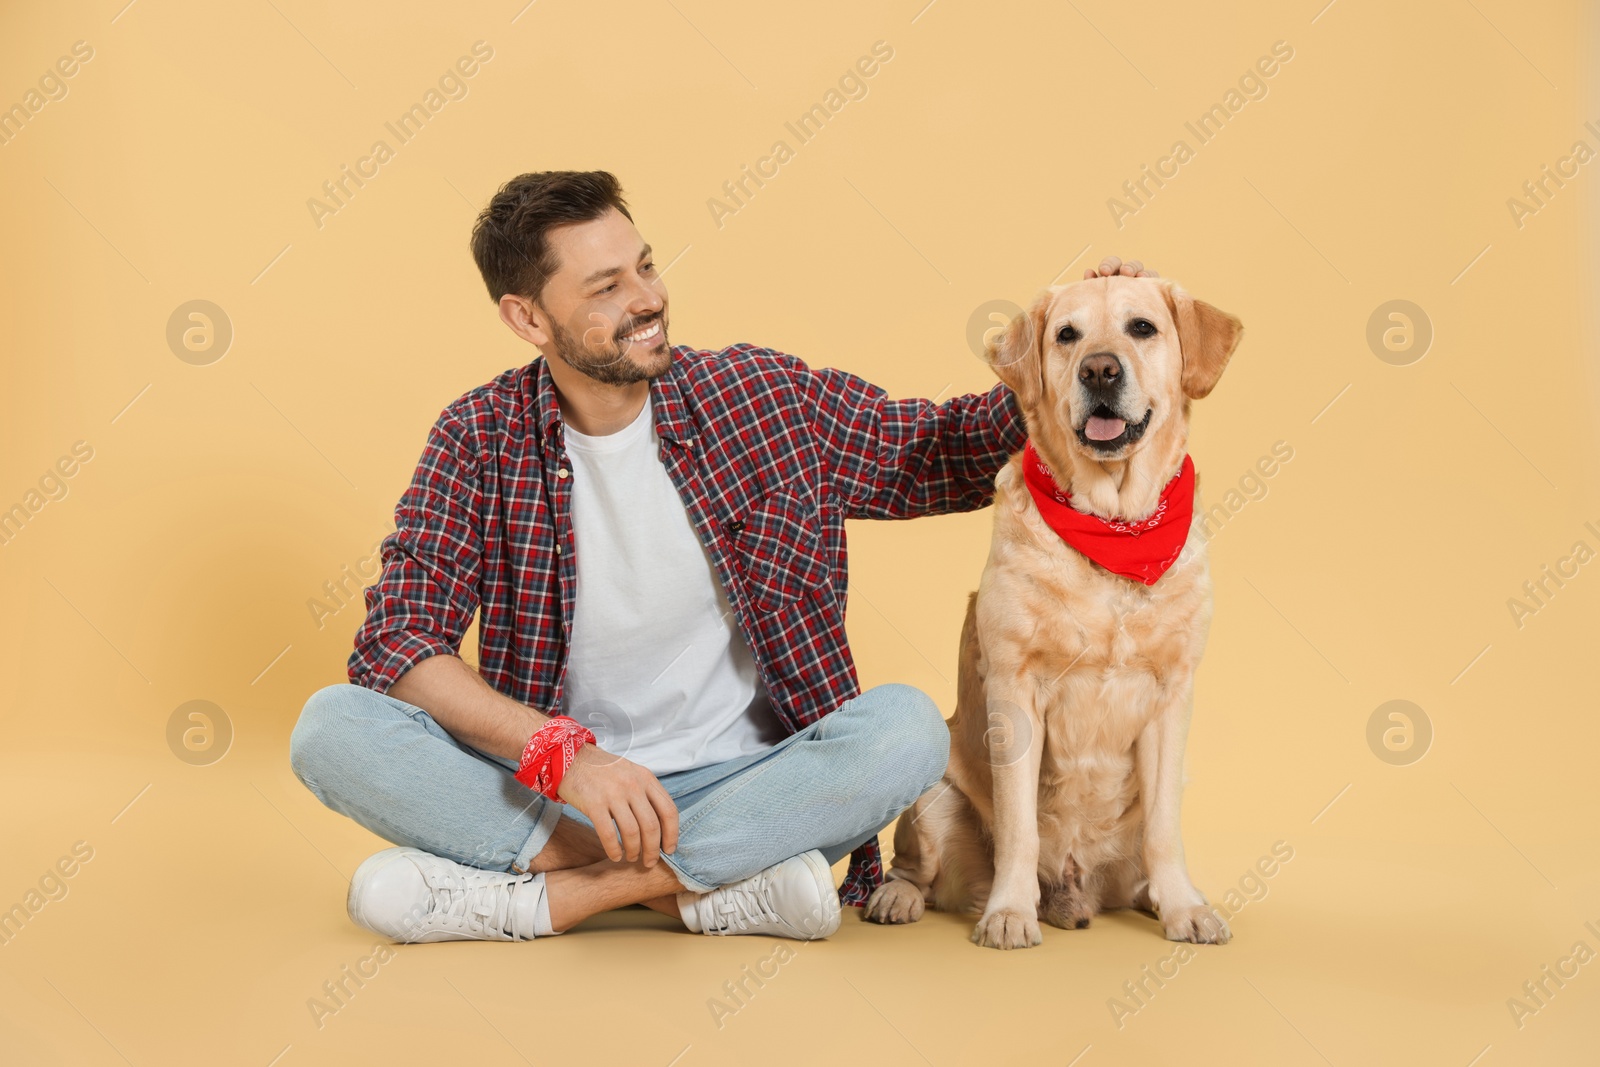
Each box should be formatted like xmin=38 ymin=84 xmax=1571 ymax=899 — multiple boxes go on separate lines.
xmin=288 ymin=680 xmax=948 ymax=893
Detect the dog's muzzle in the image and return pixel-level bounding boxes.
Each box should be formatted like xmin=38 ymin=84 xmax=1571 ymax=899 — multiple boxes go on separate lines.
xmin=1075 ymin=352 xmax=1150 ymax=451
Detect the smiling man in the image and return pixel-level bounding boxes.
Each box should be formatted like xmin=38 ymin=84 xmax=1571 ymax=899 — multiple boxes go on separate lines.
xmin=288 ymin=169 xmax=1155 ymax=943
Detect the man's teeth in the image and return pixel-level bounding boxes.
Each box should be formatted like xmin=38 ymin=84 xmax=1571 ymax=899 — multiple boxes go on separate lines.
xmin=623 ymin=321 xmax=661 ymax=343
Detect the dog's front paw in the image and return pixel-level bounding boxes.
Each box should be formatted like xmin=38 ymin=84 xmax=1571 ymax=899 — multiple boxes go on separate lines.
xmin=1161 ymin=902 xmax=1231 ymax=944
xmin=971 ymin=907 xmax=1042 ymax=950
xmin=863 ymin=879 xmax=925 ymax=925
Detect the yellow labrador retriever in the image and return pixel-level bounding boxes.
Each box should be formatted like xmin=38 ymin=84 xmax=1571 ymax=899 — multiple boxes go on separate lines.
xmin=864 ymin=274 xmax=1242 ymax=949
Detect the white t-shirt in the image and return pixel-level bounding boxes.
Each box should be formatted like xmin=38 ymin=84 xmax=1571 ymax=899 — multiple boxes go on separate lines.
xmin=559 ymin=394 xmax=787 ymax=776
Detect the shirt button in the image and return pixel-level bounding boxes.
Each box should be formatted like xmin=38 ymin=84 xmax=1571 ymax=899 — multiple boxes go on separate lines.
xmin=557 ymin=468 xmax=570 ymax=479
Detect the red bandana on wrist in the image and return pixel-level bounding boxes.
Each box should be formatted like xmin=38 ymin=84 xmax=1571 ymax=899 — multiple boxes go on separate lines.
xmin=1020 ymin=439 xmax=1196 ymax=586
xmin=515 ymin=716 xmax=596 ymax=800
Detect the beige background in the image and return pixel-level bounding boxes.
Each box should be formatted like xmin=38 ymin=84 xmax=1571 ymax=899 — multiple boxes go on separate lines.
xmin=2 ymin=0 xmax=1597 ymax=1063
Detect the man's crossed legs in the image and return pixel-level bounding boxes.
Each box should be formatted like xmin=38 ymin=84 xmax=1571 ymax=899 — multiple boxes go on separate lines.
xmin=288 ymin=681 xmax=948 ymax=942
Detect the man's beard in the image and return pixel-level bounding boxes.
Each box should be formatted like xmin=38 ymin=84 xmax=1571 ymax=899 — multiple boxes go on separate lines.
xmin=544 ymin=305 xmax=672 ymax=386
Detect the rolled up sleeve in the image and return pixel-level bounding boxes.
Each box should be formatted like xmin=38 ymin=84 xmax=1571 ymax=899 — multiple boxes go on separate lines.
xmin=348 ymin=407 xmax=485 ymax=694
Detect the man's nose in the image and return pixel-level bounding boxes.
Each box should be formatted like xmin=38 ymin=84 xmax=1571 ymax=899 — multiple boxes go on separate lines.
xmin=1078 ymin=352 xmax=1123 ymax=392
xmin=633 ymin=270 xmax=665 ymax=310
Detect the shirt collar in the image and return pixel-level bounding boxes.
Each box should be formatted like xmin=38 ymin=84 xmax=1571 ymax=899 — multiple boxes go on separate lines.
xmin=533 ymin=347 xmax=696 ymax=449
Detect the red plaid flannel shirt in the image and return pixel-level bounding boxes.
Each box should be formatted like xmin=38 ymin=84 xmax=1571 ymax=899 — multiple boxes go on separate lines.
xmin=349 ymin=343 xmax=1028 ymax=905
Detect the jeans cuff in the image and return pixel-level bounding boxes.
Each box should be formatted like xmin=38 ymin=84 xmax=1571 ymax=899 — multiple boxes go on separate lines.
xmin=510 ymin=797 xmax=565 ymax=873
xmin=660 ymin=852 xmax=716 ymax=895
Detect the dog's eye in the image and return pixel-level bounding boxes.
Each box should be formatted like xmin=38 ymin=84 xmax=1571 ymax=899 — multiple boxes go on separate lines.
xmin=1056 ymin=324 xmax=1079 ymax=344
xmin=1127 ymin=318 xmax=1157 ymax=338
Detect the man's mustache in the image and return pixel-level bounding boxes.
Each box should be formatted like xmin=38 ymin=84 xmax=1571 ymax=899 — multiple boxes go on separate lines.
xmin=616 ymin=312 xmax=664 ymax=339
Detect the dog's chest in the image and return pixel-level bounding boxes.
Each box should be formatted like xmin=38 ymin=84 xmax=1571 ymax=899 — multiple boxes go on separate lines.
xmin=988 ymin=542 xmax=1199 ymax=667
xmin=1025 ymin=587 xmax=1181 ymax=859
xmin=978 ymin=503 xmax=1210 ymax=753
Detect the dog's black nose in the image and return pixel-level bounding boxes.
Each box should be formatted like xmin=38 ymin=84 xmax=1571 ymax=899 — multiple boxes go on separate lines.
xmin=1078 ymin=353 xmax=1122 ymax=391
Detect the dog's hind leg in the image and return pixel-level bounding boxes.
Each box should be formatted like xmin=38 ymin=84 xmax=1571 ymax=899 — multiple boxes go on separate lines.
xmin=1097 ymin=843 xmax=1155 ymax=917
xmin=1040 ymin=857 xmax=1098 ymax=930
xmin=1128 ymin=880 xmax=1156 ymax=917
xmin=863 ymin=783 xmax=947 ymax=924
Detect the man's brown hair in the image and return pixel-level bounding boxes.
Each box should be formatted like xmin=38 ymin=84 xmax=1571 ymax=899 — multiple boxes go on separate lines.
xmin=470 ymin=170 xmax=633 ymax=304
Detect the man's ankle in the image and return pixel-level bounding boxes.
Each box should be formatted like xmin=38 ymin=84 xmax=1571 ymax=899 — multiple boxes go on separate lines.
xmin=544 ymin=859 xmax=686 ymax=932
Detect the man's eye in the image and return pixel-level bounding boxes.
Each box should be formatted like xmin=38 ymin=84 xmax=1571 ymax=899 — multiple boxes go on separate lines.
xmin=1057 ymin=324 xmax=1079 ymax=344
xmin=641 ymin=262 xmax=655 ymax=272
xmin=1127 ymin=319 xmax=1156 ymax=338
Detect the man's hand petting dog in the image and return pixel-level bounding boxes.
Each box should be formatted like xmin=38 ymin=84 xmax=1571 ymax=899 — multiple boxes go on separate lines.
xmin=1083 ymin=255 xmax=1159 ymax=279
xmin=556 ymin=746 xmax=681 ymax=867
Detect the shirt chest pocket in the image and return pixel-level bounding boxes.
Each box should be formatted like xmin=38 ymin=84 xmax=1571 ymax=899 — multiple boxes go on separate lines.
xmin=729 ymin=484 xmax=830 ymax=614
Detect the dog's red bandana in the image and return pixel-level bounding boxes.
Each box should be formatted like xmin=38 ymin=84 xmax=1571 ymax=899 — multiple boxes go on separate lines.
xmin=1020 ymin=440 xmax=1196 ymax=586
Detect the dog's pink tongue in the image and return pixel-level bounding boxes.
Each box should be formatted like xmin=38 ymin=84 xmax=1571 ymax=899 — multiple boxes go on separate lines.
xmin=1085 ymin=415 xmax=1126 ymax=441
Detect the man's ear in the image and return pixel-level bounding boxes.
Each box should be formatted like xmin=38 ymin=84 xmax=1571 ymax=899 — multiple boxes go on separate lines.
xmin=499 ymin=293 xmax=552 ymax=349
xmin=1161 ymin=280 xmax=1243 ymax=400
xmin=981 ymin=288 xmax=1051 ymax=409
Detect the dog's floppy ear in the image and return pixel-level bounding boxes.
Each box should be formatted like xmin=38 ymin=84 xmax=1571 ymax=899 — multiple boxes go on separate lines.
xmin=981 ymin=288 xmax=1051 ymax=409
xmin=1161 ymin=280 xmax=1243 ymax=400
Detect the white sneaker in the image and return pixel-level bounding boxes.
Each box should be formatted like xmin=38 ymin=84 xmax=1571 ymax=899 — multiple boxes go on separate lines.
xmin=678 ymin=850 xmax=841 ymax=940
xmin=347 ymin=847 xmax=553 ymax=943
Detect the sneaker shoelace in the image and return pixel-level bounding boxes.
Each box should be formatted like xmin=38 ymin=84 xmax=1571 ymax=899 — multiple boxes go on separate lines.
xmin=707 ymin=871 xmax=784 ymax=933
xmin=426 ymin=868 xmax=522 ymax=938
